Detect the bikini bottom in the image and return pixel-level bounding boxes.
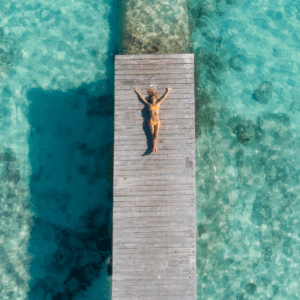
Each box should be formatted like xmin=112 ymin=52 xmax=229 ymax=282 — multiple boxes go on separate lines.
xmin=150 ymin=120 xmax=159 ymax=126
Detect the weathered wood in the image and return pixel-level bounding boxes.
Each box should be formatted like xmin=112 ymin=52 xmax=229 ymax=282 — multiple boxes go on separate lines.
xmin=113 ymin=222 xmax=195 ymax=229
xmin=114 ymin=133 xmax=194 ymax=141
xmin=115 ymin=54 xmax=194 ymax=59
xmin=115 ymin=68 xmax=195 ymax=75
xmin=113 ymin=192 xmax=194 ymax=198
xmin=113 ymin=285 xmax=196 ymax=292
xmin=114 ymin=139 xmax=194 ymax=146
xmin=114 ymin=184 xmax=194 ymax=191
xmin=115 ymin=78 xmax=195 ymax=85
xmin=115 ymin=103 xmax=194 ymax=110
xmin=115 ymin=59 xmax=194 ymax=66
xmin=114 ymin=145 xmax=194 ymax=153
xmin=115 ymin=94 xmax=194 ymax=101
xmin=114 ymin=110 xmax=194 ymax=117
xmin=114 ymin=151 xmax=194 ymax=158
xmin=114 ymin=205 xmax=195 ymax=212
xmin=114 ymin=200 xmax=195 ymax=207
xmin=115 ymin=74 xmax=194 ymax=80
xmin=113 ymin=54 xmax=195 ymax=300
xmin=115 ymin=64 xmax=194 ymax=71
xmin=115 ymin=88 xmax=193 ymax=95
xmin=113 ymin=286 xmax=196 ymax=294
xmin=113 ymin=181 xmax=194 ymax=187
xmin=113 ymin=253 xmax=196 ymax=262
xmin=113 ymin=247 xmax=195 ymax=255
xmin=113 ymin=275 xmax=195 ymax=282
xmin=114 ymin=233 xmax=196 ymax=241
xmin=114 ymin=121 xmax=195 ymax=128
xmin=114 ymin=164 xmax=190 ymax=171
xmin=113 ymin=297 xmax=196 ymax=300
xmin=114 ymin=156 xmax=194 ymax=162
xmin=114 ymin=130 xmax=194 ymax=138
xmin=113 ymin=161 xmax=190 ymax=168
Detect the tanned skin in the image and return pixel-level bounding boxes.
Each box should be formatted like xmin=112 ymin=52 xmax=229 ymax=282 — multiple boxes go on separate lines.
xmin=134 ymin=87 xmax=172 ymax=153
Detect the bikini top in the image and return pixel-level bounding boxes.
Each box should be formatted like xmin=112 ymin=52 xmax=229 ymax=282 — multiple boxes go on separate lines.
xmin=149 ymin=104 xmax=160 ymax=111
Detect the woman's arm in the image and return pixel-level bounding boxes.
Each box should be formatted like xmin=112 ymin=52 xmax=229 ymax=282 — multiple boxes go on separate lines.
xmin=157 ymin=87 xmax=172 ymax=104
xmin=134 ymin=87 xmax=148 ymax=105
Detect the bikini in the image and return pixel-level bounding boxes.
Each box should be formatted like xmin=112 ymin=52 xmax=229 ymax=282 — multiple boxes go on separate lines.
xmin=149 ymin=104 xmax=160 ymax=125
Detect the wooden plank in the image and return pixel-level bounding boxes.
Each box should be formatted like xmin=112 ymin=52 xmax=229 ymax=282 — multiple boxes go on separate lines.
xmin=113 ymin=253 xmax=195 ymax=262
xmin=113 ymin=232 xmax=195 ymax=240
xmin=115 ymin=74 xmax=194 ymax=80
xmin=115 ymin=58 xmax=194 ymax=65
xmin=113 ymin=209 xmax=195 ymax=217
xmin=115 ymin=101 xmax=195 ymax=107
xmin=114 ymin=102 xmax=194 ymax=109
xmin=113 ymin=181 xmax=194 ymax=187
xmin=113 ymin=293 xmax=196 ymax=299
xmin=114 ymin=120 xmax=195 ymax=127
xmin=113 ymin=191 xmax=194 ymax=198
xmin=114 ymin=217 xmax=195 ymax=224
xmin=113 ymin=273 xmax=196 ymax=281
xmin=113 ymin=285 xmax=196 ymax=292
xmin=114 ymin=116 xmax=195 ymax=123
xmin=113 ymin=248 xmax=195 ymax=256
xmin=114 ymin=185 xmax=194 ymax=191
xmin=115 ymin=69 xmax=194 ymax=76
xmin=113 ymin=200 xmax=195 ymax=207
xmin=114 ymin=183 xmax=195 ymax=189
xmin=115 ymin=88 xmax=193 ymax=95
xmin=114 ymin=205 xmax=195 ymax=212
xmin=114 ymin=122 xmax=195 ymax=131
xmin=113 ymin=172 xmax=193 ymax=180
xmin=115 ymin=159 xmax=193 ymax=166
xmin=114 ymin=132 xmax=194 ymax=139
xmin=114 ymin=139 xmax=194 ymax=146
xmin=114 ymin=128 xmax=194 ymax=136
xmin=113 ymin=221 xmax=195 ymax=229
xmin=115 ymin=54 xmax=194 ymax=59
xmin=114 ymin=150 xmax=194 ymax=159
xmin=113 ymin=248 xmax=196 ymax=255
xmin=115 ymin=86 xmax=195 ymax=92
xmin=114 ymin=109 xmax=194 ymax=116
xmin=114 ymin=195 xmax=194 ymax=201
xmin=115 ymin=78 xmax=195 ymax=85
xmin=115 ymin=93 xmax=194 ymax=100
xmin=113 ymin=158 xmax=186 ymax=165
xmin=113 ymin=274 xmax=194 ymax=281
xmin=115 ymin=64 xmax=194 ymax=70
xmin=114 ymin=164 xmax=189 ymax=171
xmin=114 ymin=144 xmax=194 ymax=152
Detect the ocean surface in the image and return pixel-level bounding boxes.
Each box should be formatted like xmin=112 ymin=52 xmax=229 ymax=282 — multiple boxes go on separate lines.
xmin=1 ymin=0 xmax=300 ymax=299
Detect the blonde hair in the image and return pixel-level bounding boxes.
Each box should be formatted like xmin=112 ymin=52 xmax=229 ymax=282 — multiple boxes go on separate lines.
xmin=147 ymin=88 xmax=157 ymax=99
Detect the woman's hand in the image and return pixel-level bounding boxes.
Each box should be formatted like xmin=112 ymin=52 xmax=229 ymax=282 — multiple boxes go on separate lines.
xmin=167 ymin=87 xmax=173 ymax=92
xmin=134 ymin=87 xmax=140 ymax=93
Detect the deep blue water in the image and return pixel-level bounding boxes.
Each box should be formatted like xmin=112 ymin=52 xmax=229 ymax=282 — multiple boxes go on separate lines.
xmin=1 ymin=0 xmax=300 ymax=299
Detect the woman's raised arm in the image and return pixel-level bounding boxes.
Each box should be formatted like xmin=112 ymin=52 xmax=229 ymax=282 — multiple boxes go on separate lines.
xmin=134 ymin=87 xmax=148 ymax=105
xmin=157 ymin=87 xmax=172 ymax=104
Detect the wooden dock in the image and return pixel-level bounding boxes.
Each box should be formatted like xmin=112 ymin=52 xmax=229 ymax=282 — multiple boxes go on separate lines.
xmin=112 ymin=53 xmax=196 ymax=300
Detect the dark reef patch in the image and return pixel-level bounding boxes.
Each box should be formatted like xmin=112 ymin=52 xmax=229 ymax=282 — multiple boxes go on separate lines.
xmin=0 ymin=27 xmax=20 ymax=76
xmin=253 ymin=81 xmax=273 ymax=104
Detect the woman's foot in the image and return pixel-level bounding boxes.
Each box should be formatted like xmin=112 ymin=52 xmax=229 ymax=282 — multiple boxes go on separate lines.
xmin=153 ymin=146 xmax=157 ymax=153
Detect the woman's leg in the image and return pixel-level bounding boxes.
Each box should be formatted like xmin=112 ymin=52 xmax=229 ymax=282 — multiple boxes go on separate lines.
xmin=153 ymin=120 xmax=161 ymax=153
xmin=148 ymin=120 xmax=155 ymax=151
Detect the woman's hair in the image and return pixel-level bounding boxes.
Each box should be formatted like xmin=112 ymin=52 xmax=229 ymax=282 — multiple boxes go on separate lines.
xmin=147 ymin=88 xmax=157 ymax=98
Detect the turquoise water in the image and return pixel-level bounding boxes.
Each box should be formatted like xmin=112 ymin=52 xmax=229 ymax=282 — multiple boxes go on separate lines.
xmin=1 ymin=0 xmax=300 ymax=299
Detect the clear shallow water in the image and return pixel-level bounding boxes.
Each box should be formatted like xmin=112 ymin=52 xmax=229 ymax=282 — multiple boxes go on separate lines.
xmin=1 ymin=0 xmax=300 ymax=299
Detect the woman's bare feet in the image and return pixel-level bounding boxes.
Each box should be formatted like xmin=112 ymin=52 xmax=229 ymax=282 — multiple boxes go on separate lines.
xmin=152 ymin=146 xmax=157 ymax=153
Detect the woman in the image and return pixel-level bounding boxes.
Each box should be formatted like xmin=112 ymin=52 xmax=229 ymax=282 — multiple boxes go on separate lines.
xmin=134 ymin=86 xmax=172 ymax=153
